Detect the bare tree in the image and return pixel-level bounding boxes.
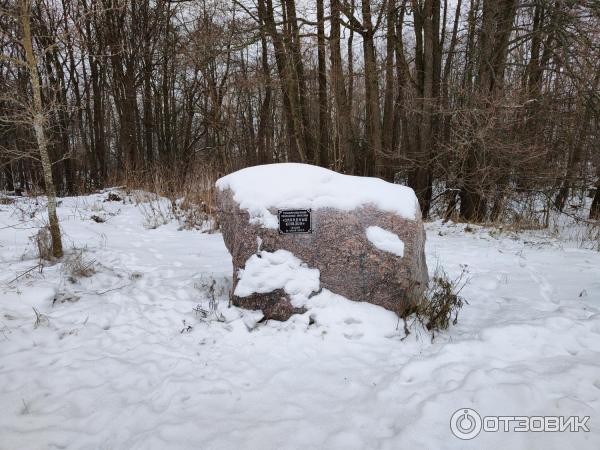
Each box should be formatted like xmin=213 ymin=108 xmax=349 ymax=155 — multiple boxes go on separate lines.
xmin=20 ymin=0 xmax=63 ymax=257
xmin=0 ymin=0 xmax=599 ymax=228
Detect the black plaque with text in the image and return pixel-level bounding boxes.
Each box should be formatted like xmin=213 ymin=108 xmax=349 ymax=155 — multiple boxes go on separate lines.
xmin=278 ymin=209 xmax=312 ymax=234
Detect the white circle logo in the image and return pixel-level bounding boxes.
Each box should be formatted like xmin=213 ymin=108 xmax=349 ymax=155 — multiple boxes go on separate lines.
xmin=450 ymin=408 xmax=482 ymax=440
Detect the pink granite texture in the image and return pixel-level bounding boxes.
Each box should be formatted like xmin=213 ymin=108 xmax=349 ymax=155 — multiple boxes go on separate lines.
xmin=216 ymin=188 xmax=428 ymax=320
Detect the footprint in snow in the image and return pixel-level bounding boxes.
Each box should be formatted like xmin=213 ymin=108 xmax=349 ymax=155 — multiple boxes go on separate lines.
xmin=528 ymin=267 xmax=557 ymax=304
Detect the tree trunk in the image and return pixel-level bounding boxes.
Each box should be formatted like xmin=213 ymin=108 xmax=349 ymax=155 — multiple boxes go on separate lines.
xmin=406 ymin=0 xmax=440 ymax=218
xmin=21 ymin=0 xmax=63 ymax=258
xmin=460 ymin=0 xmax=517 ymax=222
xmin=330 ymin=0 xmax=354 ymax=173
xmin=263 ymin=0 xmax=306 ymax=162
xmin=361 ymin=0 xmax=383 ymax=176
xmin=590 ymin=179 xmax=600 ymax=220
xmin=554 ymin=70 xmax=599 ymax=211
xmin=284 ymin=0 xmax=315 ymax=162
xmin=257 ymin=0 xmax=273 ymax=165
xmin=381 ymin=0 xmax=396 ymax=171
xmin=316 ymin=0 xmax=329 ymax=167
xmin=2 ymin=161 xmax=14 ymax=191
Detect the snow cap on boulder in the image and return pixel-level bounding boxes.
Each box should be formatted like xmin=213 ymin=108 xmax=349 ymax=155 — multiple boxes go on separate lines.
xmin=216 ymin=163 xmax=428 ymax=320
xmin=216 ymin=163 xmax=419 ymax=228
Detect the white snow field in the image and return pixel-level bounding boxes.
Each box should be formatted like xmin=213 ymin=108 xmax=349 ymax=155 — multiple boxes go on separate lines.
xmin=1 ymin=192 xmax=600 ymax=450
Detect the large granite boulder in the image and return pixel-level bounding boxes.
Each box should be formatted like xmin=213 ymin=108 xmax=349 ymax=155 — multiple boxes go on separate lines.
xmin=215 ymin=163 xmax=428 ymax=320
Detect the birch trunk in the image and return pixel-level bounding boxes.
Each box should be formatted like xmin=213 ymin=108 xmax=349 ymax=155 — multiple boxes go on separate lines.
xmin=21 ymin=0 xmax=63 ymax=258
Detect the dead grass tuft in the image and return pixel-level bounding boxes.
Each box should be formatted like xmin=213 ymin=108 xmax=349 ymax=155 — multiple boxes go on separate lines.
xmin=62 ymin=250 xmax=96 ymax=282
xmin=32 ymin=226 xmax=53 ymax=260
xmin=116 ymin=161 xmax=220 ymax=232
xmin=32 ymin=307 xmax=49 ymax=329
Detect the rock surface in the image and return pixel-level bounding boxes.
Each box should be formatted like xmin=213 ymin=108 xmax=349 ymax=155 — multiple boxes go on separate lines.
xmin=215 ymin=164 xmax=428 ymax=320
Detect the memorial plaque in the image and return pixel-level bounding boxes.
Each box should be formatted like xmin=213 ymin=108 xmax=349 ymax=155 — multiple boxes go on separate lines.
xmin=278 ymin=209 xmax=312 ymax=234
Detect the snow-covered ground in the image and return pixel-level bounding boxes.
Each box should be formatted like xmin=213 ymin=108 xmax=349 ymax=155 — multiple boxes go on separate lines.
xmin=1 ymin=192 xmax=600 ymax=449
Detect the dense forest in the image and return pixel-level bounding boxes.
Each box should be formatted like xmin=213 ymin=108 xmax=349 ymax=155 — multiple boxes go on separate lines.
xmin=1 ymin=0 xmax=600 ymax=226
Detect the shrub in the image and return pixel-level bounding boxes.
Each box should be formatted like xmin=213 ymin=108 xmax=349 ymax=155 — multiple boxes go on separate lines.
xmin=403 ymin=267 xmax=468 ymax=340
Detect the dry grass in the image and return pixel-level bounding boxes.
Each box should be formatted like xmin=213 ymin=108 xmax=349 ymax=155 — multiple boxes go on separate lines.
xmin=403 ymin=267 xmax=468 ymax=341
xmin=133 ymin=191 xmax=173 ymax=229
xmin=32 ymin=307 xmax=49 ymax=329
xmin=62 ymin=250 xmax=96 ymax=282
xmin=32 ymin=226 xmax=53 ymax=260
xmin=119 ymin=161 xmax=220 ymax=231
